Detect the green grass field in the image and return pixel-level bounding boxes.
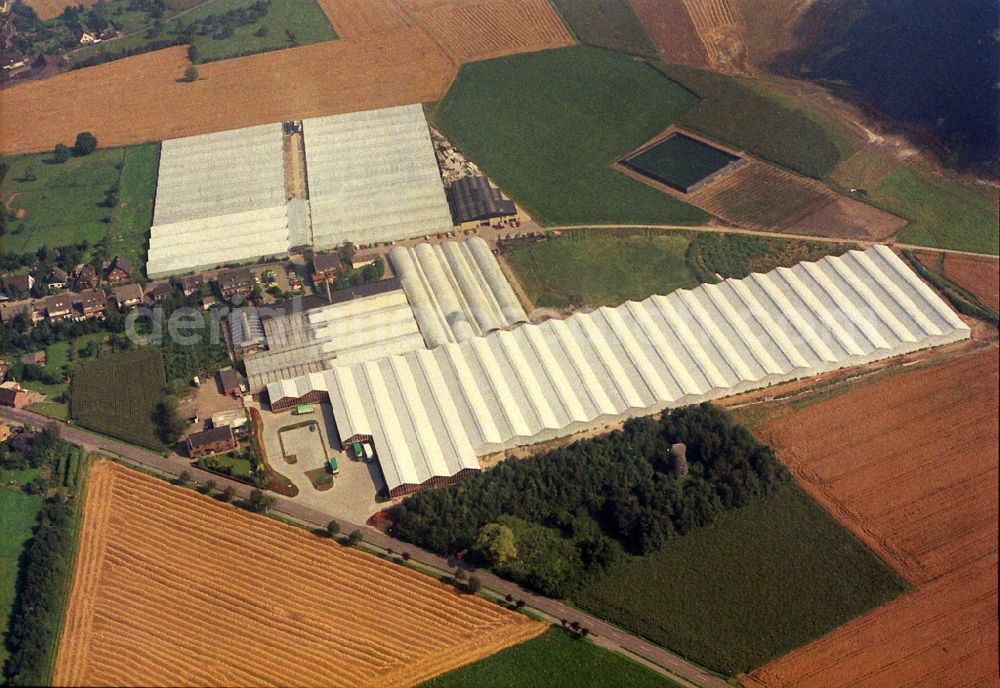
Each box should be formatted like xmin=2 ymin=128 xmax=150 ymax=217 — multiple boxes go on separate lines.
xmin=0 ymin=486 xmax=44 ymax=668
xmin=431 ymin=47 xmax=708 ymax=226
xmin=549 ymin=0 xmax=657 ymax=57
xmin=70 ymin=347 xmax=168 ymax=450
xmin=575 ymin=484 xmax=906 ymax=675
xmin=876 ymin=167 xmax=998 ymax=254
xmin=106 ymin=143 xmax=159 ymax=272
xmin=2 ymin=149 xmax=124 ymax=255
xmin=420 ymin=627 xmax=684 ymax=688
xmin=185 ymin=0 xmax=336 ymax=63
xmin=506 ymin=232 xmax=697 ymax=307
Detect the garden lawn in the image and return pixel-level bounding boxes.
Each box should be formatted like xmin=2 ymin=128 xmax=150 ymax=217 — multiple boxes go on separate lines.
xmin=0 ymin=486 xmax=44 ymax=668
xmin=420 ymin=627 xmax=684 ymax=688
xmin=575 ymin=484 xmax=907 ymax=675
xmin=431 ymin=47 xmax=707 ymax=226
xmin=506 ymin=232 xmax=697 ymax=307
xmin=211 ymin=453 xmax=253 ymax=480
xmin=184 ymin=0 xmax=336 ymax=63
xmin=2 ymin=149 xmax=124 ymax=255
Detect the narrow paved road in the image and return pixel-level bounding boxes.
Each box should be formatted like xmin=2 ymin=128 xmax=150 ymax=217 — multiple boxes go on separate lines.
xmin=0 ymin=406 xmax=730 ymax=688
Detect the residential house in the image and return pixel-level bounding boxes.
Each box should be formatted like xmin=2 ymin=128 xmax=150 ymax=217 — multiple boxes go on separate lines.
xmin=73 ymin=264 xmax=99 ymax=290
xmin=186 ymin=426 xmax=236 ymax=458
xmin=46 ymin=293 xmax=73 ymax=320
xmin=146 ymin=282 xmax=173 ymax=303
xmin=215 ymin=268 xmax=254 ymax=300
xmin=179 ymin=274 xmax=203 ymax=297
xmin=0 ymin=381 xmax=29 ymax=409
xmin=1 ymin=274 xmax=34 ymax=296
xmin=312 ymin=253 xmax=342 ymax=284
xmin=46 ymin=267 xmax=68 ymax=290
xmin=76 ymin=288 xmax=107 ymax=318
xmin=202 ymin=296 xmax=217 ymax=310
xmin=112 ymin=283 xmax=144 ymax=309
xmin=105 ymin=256 xmax=134 ymax=284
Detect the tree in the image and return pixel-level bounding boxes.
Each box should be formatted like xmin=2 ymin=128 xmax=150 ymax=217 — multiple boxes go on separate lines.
xmin=153 ymin=396 xmax=186 ymax=446
xmin=326 ymin=520 xmax=340 ymax=538
xmin=454 ymin=568 xmax=467 ymax=582
xmin=28 ymin=474 xmax=49 ymax=496
xmin=203 ymin=479 xmax=217 ymax=495
xmin=177 ymin=470 xmax=191 ymax=485
xmin=221 ymin=485 xmax=236 ymax=503
xmin=248 ymin=488 xmax=273 ymax=513
xmin=346 ymin=529 xmax=363 ymax=546
xmin=474 ymin=523 xmax=517 ymax=565
xmin=53 ymin=143 xmax=72 ymax=163
xmin=73 ymin=132 xmax=98 ymax=156
xmin=182 ymin=66 xmax=199 ymax=83
xmin=466 ymin=575 xmax=482 ymax=594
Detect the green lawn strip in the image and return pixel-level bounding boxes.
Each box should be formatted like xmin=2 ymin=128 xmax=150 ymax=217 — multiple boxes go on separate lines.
xmin=207 ymin=452 xmax=254 ymax=480
xmin=574 ymin=484 xmax=907 ymax=675
xmin=874 ymin=167 xmax=999 ymax=255
xmin=186 ymin=0 xmax=336 ymax=62
xmin=26 ymin=403 xmax=70 ymax=421
xmin=431 ymin=47 xmax=707 ymax=226
xmin=108 ymin=143 xmax=160 ymax=275
xmin=0 ymin=486 xmax=44 ymax=669
xmin=506 ymin=232 xmax=697 ymax=307
xmin=43 ymin=342 xmax=70 ymax=375
xmin=420 ymin=627 xmax=685 ymax=688
xmin=2 ymin=148 xmax=124 ymax=256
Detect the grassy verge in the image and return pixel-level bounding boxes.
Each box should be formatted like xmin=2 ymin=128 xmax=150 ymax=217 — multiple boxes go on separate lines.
xmin=505 ymin=231 xmax=697 ymax=307
xmin=575 ymin=484 xmax=906 ymax=675
xmin=430 ymin=46 xmax=707 ymax=226
xmin=419 ymin=627 xmax=685 ymax=688
xmin=0 ymin=483 xmax=44 ymax=669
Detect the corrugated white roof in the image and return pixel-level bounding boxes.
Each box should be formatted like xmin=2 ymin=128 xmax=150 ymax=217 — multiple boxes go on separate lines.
xmin=267 ymin=246 xmax=970 ymax=494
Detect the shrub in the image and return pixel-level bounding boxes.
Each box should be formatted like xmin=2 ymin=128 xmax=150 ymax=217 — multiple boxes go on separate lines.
xmin=73 ymin=131 xmax=98 ymax=156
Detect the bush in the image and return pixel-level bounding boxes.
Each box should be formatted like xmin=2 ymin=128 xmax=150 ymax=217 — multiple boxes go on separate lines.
xmin=73 ymin=131 xmax=98 ymax=156
xmin=53 ymin=143 xmax=72 ymax=163
xmin=326 ymin=520 xmax=340 ymax=537
xmin=346 ymin=529 xmax=363 ymax=546
xmin=182 ymin=66 xmax=198 ymax=82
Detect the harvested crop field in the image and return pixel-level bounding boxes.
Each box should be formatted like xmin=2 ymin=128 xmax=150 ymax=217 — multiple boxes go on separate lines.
xmin=55 ymin=460 xmax=544 ymax=687
xmin=630 ymin=0 xmax=708 ymax=68
xmin=23 ymin=0 xmax=94 ymax=20
xmin=402 ymin=0 xmax=575 ymax=63
xmin=0 ymin=29 xmax=456 ymax=155
xmin=316 ymin=0 xmax=412 ymax=37
xmin=741 ymin=346 xmax=999 ymax=687
xmin=941 ymin=254 xmax=1000 ymax=312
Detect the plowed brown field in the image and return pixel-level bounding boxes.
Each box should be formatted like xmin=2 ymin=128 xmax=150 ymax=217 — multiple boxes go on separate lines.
xmin=630 ymin=0 xmax=709 ymax=68
xmin=23 ymin=0 xmax=95 ymax=20
xmin=401 ymin=0 xmax=575 ymax=63
xmin=316 ymin=0 xmax=413 ymax=37
xmin=742 ymin=347 xmax=999 ymax=687
xmin=0 ymin=28 xmax=456 ymax=155
xmin=55 ymin=460 xmax=545 ymax=687
xmin=942 ymin=254 xmax=1000 ymax=313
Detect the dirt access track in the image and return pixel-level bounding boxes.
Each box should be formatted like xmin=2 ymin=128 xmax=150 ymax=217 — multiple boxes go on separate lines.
xmin=55 ymin=460 xmax=544 ymax=687
xmin=0 ymin=28 xmax=457 ymax=156
xmin=742 ymin=345 xmax=999 ymax=687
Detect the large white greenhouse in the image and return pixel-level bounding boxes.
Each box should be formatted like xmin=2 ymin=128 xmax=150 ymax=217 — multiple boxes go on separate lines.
xmin=266 ymin=246 xmax=970 ymax=497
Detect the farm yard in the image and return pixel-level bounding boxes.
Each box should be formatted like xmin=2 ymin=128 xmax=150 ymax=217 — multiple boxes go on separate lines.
xmin=421 ymin=627 xmax=684 ymax=688
xmin=430 ymin=47 xmax=708 ymax=226
xmin=0 ymin=30 xmax=456 ymax=156
xmin=69 ymin=347 xmax=168 ymax=451
xmin=575 ymin=484 xmax=906 ymax=675
xmin=739 ymin=346 xmax=999 ymax=686
xmin=55 ymin=460 xmax=546 ymax=687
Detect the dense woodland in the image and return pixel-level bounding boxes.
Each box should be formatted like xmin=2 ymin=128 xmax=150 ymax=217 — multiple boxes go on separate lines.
xmin=392 ymin=404 xmax=787 ymax=597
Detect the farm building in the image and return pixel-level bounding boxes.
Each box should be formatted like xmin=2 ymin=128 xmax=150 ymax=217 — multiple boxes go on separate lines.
xmin=244 ymin=281 xmax=425 ymax=393
xmin=217 ymin=367 xmax=246 ymax=396
xmin=228 ymin=307 xmax=266 ymax=355
xmin=446 ymin=175 xmax=517 ymax=229
xmin=0 ymin=381 xmax=29 ymax=409
xmin=389 ymin=237 xmax=529 ymax=347
xmin=304 ymin=104 xmax=453 ymax=249
xmin=267 ymin=246 xmax=971 ymax=498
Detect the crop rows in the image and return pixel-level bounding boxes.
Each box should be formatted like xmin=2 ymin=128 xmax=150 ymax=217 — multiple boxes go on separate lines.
xmin=315 ymin=0 xmax=411 ymax=38
xmin=55 ymin=461 xmax=544 ymax=687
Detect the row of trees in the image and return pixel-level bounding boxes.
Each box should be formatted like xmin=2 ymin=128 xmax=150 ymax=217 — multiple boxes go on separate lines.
xmin=392 ymin=404 xmax=787 ymax=597
xmin=51 ymin=132 xmax=98 ymax=163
